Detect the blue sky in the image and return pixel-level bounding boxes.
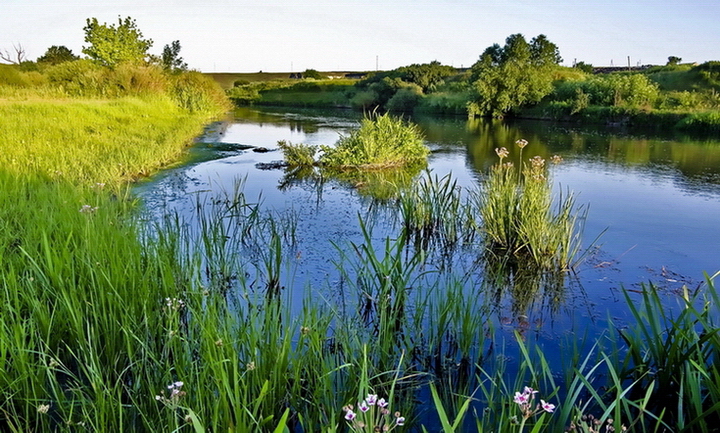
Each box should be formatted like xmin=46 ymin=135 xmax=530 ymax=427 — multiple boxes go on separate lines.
xmin=3 ymin=0 xmax=719 ymax=72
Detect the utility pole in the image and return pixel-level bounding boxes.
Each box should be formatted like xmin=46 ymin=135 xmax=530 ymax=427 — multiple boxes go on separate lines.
xmin=627 ymin=56 xmax=631 ymax=71
xmin=376 ymin=55 xmax=378 ymax=71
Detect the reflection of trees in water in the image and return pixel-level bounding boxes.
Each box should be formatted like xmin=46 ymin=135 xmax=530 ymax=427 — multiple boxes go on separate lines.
xmin=458 ymin=116 xmax=720 ymax=190
xmin=233 ymin=106 xmax=358 ymax=135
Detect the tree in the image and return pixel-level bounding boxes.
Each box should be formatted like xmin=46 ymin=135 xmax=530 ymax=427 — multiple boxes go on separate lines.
xmin=0 ymin=43 xmax=27 ymax=64
xmin=161 ymin=40 xmax=187 ymax=72
xmin=468 ymin=33 xmax=559 ymax=118
xmin=573 ymin=61 xmax=594 ymax=74
xmin=530 ymin=34 xmax=562 ymax=66
xmin=667 ymin=56 xmax=682 ymax=66
xmin=396 ymin=61 xmax=455 ymax=92
xmin=302 ymin=69 xmax=324 ymax=80
xmin=37 ymin=45 xmax=80 ymax=65
xmin=82 ymin=16 xmax=153 ymax=67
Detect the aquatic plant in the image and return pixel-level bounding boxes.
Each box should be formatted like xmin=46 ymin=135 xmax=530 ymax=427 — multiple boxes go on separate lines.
xmin=320 ymin=112 xmax=429 ymax=169
xmin=277 ymin=139 xmax=318 ymax=166
xmin=475 ymin=139 xmax=583 ymax=271
xmin=396 ymin=171 xmax=465 ymax=250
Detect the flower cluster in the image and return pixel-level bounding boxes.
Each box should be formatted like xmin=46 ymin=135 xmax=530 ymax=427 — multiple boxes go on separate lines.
xmin=514 ymin=386 xmax=555 ymax=419
xmin=343 ymin=394 xmax=405 ymax=431
xmin=164 ymin=297 xmax=186 ymax=312
xmin=495 ymin=147 xmax=510 ymax=160
xmin=79 ymin=204 xmax=99 ymax=214
xmin=516 ymin=139 xmax=529 ymax=149
xmin=155 ymin=381 xmax=186 ymax=406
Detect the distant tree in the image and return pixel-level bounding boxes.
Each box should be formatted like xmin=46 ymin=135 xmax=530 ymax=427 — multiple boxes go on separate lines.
xmin=82 ymin=16 xmax=153 ymax=67
xmin=396 ymin=61 xmax=455 ymax=92
xmin=468 ymin=33 xmax=559 ymax=117
xmin=303 ymin=69 xmax=325 ymax=80
xmin=480 ymin=44 xmax=503 ymax=66
xmin=530 ymin=34 xmax=562 ymax=66
xmin=667 ymin=56 xmax=682 ymax=66
xmin=161 ymin=40 xmax=187 ymax=72
xmin=0 ymin=43 xmax=27 ymax=64
xmin=573 ymin=61 xmax=594 ymax=74
xmin=37 ymin=45 xmax=80 ymax=65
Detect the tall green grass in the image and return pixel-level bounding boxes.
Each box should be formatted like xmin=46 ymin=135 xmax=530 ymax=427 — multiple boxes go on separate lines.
xmin=320 ymin=113 xmax=429 ymax=169
xmin=475 ymin=142 xmax=582 ymax=272
xmin=0 ymin=97 xmax=216 ymax=186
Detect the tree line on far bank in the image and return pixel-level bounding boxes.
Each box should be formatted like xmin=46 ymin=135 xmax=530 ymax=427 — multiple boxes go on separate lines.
xmin=226 ymin=33 xmax=720 ymax=131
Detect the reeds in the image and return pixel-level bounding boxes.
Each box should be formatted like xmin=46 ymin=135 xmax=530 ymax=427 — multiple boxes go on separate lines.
xmin=476 ymin=142 xmax=583 ymax=271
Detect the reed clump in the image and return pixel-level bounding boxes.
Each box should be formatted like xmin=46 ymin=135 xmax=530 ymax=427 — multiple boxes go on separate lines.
xmin=476 ymin=139 xmax=582 ymax=271
xmin=278 ymin=113 xmax=429 ymax=170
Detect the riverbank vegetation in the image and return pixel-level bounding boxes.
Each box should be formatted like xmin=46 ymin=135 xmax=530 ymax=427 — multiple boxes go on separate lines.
xmin=220 ymin=35 xmax=720 ymax=131
xmin=3 ymin=19 xmax=720 ymax=432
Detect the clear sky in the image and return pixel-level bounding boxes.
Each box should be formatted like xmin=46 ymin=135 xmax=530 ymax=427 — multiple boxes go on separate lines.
xmin=3 ymin=0 xmax=719 ymax=73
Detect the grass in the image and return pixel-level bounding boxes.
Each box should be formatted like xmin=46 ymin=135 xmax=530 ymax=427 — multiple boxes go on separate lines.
xmin=320 ymin=113 xmax=429 ymax=169
xmin=276 ymin=113 xmax=430 ymax=199
xmin=476 ymin=142 xmax=582 ymax=272
xmin=0 ymin=96 xmax=215 ymax=186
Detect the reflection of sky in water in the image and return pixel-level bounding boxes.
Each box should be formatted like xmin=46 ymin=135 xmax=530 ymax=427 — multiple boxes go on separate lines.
xmin=136 ymin=109 xmax=720 ymax=345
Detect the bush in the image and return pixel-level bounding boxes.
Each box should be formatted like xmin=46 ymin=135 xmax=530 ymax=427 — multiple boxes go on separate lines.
xmin=677 ymin=111 xmax=720 ymax=133
xmin=0 ymin=64 xmax=47 ymax=87
xmin=277 ymin=140 xmax=317 ymax=166
xmin=350 ymin=90 xmax=380 ymax=110
xmin=386 ymin=83 xmax=423 ymax=112
xmin=416 ymin=92 xmax=471 ymax=115
xmin=302 ymin=69 xmax=325 ymax=80
xmin=552 ymin=73 xmax=659 ymax=108
xmin=170 ymin=71 xmax=229 ymax=113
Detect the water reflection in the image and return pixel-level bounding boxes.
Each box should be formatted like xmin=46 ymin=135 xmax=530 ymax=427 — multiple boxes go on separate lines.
xmin=136 ymin=107 xmax=720 ymax=340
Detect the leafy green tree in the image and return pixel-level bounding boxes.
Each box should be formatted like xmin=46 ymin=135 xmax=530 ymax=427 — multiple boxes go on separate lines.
xmin=667 ymin=56 xmax=682 ymax=66
xmin=396 ymin=61 xmax=455 ymax=92
xmin=468 ymin=33 xmax=559 ymax=117
xmin=530 ymin=34 xmax=562 ymax=66
xmin=302 ymin=69 xmax=325 ymax=79
xmin=37 ymin=45 xmax=79 ymax=65
xmin=82 ymin=16 xmax=153 ymax=67
xmin=386 ymin=83 xmax=423 ymax=112
xmin=161 ymin=40 xmax=187 ymax=72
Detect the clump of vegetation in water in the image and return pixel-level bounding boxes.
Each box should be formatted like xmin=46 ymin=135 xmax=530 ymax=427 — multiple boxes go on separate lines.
xmin=277 ymin=140 xmax=318 ymax=167
xmin=278 ymin=113 xmax=428 ymax=170
xmin=476 ymin=139 xmax=582 ymax=271
xmin=277 ymin=113 xmax=429 ymax=198
xmin=320 ymin=113 xmax=428 ymax=169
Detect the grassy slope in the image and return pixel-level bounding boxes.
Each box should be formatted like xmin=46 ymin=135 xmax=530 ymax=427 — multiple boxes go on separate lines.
xmin=0 ymin=96 xmax=211 ymax=185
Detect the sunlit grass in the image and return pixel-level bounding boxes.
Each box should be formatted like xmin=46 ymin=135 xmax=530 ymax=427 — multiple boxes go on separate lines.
xmin=0 ymin=96 xmax=213 ymax=186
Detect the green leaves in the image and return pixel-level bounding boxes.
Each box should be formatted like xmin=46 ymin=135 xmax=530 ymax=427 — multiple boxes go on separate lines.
xmin=82 ymin=16 xmax=153 ymax=68
xmin=469 ymin=34 xmax=559 ymax=118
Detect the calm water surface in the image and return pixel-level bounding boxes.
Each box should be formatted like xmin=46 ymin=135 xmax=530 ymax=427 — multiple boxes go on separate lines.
xmin=136 ymin=107 xmax=720 ymax=341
